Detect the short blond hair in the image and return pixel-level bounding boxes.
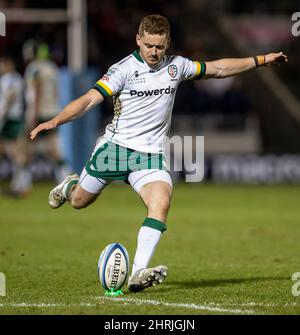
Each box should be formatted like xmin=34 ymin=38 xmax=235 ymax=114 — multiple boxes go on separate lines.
xmin=138 ymin=15 xmax=170 ymax=38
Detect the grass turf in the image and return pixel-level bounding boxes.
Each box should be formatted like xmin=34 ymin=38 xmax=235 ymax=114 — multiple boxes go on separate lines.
xmin=0 ymin=182 xmax=300 ymax=315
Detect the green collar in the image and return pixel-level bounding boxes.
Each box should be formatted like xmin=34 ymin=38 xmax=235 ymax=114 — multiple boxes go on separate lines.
xmin=132 ymin=49 xmax=144 ymax=63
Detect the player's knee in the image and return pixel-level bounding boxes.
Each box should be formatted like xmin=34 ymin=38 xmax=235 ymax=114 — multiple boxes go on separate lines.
xmin=70 ymin=195 xmax=88 ymax=209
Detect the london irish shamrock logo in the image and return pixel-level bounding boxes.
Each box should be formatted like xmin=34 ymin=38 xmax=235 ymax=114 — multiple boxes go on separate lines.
xmin=168 ymin=65 xmax=178 ymax=78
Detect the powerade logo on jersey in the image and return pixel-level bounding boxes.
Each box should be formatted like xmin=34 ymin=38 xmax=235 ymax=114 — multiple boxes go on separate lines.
xmin=130 ymin=86 xmax=175 ymax=97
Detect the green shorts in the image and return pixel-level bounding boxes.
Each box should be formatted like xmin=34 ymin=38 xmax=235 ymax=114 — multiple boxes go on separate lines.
xmin=0 ymin=120 xmax=24 ymax=140
xmin=85 ymin=139 xmax=166 ymax=181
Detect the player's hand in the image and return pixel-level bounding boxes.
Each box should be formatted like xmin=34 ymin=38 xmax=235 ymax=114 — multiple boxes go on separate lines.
xmin=29 ymin=120 xmax=57 ymax=140
xmin=265 ymin=52 xmax=288 ymax=66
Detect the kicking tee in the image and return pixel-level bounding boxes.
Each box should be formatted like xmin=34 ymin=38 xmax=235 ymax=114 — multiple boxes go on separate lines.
xmin=94 ymin=50 xmax=206 ymax=154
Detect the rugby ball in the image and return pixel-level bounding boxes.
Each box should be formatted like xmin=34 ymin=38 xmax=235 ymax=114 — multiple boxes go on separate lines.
xmin=97 ymin=242 xmax=129 ymax=292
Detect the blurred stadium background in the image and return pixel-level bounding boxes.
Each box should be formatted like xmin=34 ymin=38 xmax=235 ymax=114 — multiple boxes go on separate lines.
xmin=0 ymin=0 xmax=300 ymax=184
xmin=1 ymin=0 xmax=300 ymax=316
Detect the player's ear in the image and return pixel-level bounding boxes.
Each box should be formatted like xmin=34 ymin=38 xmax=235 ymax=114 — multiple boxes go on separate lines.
xmin=136 ymin=34 xmax=141 ymax=47
xmin=166 ymin=37 xmax=171 ymax=49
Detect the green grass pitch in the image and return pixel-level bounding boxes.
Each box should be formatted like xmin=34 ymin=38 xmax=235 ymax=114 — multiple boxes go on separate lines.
xmin=0 ymin=182 xmax=300 ymax=315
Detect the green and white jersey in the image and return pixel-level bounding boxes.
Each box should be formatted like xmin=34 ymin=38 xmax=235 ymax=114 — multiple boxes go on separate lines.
xmin=94 ymin=50 xmax=206 ymax=154
xmin=24 ymin=59 xmax=59 ymax=121
xmin=0 ymin=72 xmax=24 ymax=121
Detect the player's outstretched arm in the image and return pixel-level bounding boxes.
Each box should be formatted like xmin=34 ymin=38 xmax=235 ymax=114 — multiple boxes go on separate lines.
xmin=204 ymin=52 xmax=288 ymax=79
xmin=30 ymin=89 xmax=104 ymax=140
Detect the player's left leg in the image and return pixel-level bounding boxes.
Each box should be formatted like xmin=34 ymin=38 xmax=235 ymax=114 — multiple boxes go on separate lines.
xmin=138 ymin=180 xmax=172 ymax=222
xmin=127 ymin=170 xmax=173 ymax=292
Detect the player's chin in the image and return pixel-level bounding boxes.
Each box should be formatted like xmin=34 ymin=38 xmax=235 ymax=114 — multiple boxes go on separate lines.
xmin=148 ymin=59 xmax=160 ymax=65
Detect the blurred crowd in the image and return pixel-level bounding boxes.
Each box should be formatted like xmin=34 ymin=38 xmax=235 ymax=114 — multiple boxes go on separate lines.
xmin=1 ymin=0 xmax=299 ymax=193
xmin=0 ymin=40 xmax=70 ymax=197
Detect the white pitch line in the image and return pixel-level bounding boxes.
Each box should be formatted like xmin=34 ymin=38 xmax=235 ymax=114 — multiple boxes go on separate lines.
xmin=0 ymin=303 xmax=97 ymax=308
xmin=201 ymin=302 xmax=300 ymax=307
xmin=1 ymin=300 xmax=298 ymax=313
xmin=96 ymin=296 xmax=255 ymax=314
xmin=0 ymin=299 xmax=254 ymax=314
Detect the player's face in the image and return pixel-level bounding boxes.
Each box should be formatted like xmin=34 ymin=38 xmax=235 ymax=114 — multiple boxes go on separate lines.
xmin=0 ymin=59 xmax=13 ymax=74
xmin=0 ymin=59 xmax=8 ymax=75
xmin=136 ymin=32 xmax=170 ymax=67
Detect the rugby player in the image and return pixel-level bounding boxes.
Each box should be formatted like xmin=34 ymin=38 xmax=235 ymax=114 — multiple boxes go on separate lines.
xmin=23 ymin=40 xmax=69 ymax=185
xmin=0 ymin=55 xmax=28 ymax=197
xmin=30 ymin=14 xmax=288 ymax=292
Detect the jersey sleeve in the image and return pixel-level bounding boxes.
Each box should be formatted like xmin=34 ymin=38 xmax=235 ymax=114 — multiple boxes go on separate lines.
xmin=180 ymin=57 xmax=206 ymax=81
xmin=94 ymin=64 xmax=126 ymax=98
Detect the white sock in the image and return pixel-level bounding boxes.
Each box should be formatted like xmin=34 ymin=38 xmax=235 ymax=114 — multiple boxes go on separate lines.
xmin=10 ymin=166 xmax=32 ymax=194
xmin=131 ymin=226 xmax=162 ymax=276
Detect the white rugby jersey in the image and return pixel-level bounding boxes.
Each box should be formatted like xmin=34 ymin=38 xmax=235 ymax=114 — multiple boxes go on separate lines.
xmin=24 ymin=59 xmax=59 ymax=120
xmin=94 ymin=50 xmax=206 ymax=154
xmin=0 ymin=72 xmax=24 ymax=121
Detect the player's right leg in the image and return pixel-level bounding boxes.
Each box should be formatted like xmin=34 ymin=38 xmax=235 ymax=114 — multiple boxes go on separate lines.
xmin=48 ymin=168 xmax=110 ymax=209
xmin=48 ymin=173 xmax=80 ymax=208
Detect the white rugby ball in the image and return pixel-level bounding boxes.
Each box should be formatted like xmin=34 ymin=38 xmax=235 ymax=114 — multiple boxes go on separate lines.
xmin=97 ymin=242 xmax=129 ymax=291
